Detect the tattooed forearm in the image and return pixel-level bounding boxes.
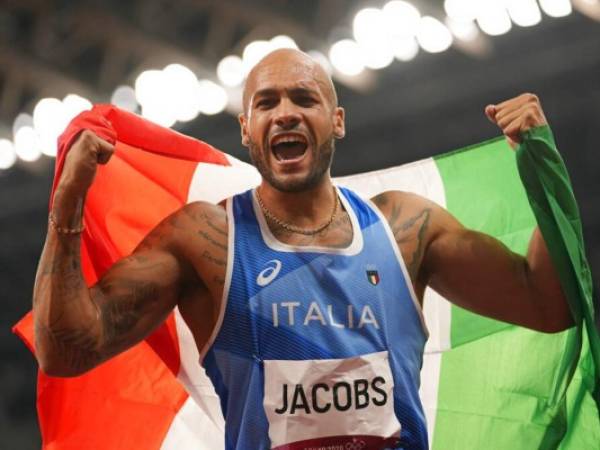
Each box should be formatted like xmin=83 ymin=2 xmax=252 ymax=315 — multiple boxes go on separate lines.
xmin=35 ymin=323 xmax=102 ymax=373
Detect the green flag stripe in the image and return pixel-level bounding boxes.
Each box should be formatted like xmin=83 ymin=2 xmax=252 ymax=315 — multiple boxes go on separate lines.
xmin=431 ymin=135 xmax=598 ymax=449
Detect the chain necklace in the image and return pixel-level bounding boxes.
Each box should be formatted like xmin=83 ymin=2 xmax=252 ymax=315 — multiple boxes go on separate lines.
xmin=255 ymin=187 xmax=339 ymax=236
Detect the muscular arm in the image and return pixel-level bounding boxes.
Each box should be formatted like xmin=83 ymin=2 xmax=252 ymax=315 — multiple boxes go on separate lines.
xmin=374 ymin=191 xmax=573 ymax=333
xmin=33 ymin=185 xmax=200 ymax=376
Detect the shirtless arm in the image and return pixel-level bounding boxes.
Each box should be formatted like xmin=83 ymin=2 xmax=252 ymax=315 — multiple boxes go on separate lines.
xmin=374 ymin=191 xmax=573 ymax=333
xmin=372 ymin=93 xmax=573 ymax=333
xmin=32 ymin=130 xmax=223 ymax=376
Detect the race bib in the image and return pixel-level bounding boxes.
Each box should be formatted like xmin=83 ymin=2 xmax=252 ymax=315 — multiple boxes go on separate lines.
xmin=263 ymin=351 xmax=401 ymax=450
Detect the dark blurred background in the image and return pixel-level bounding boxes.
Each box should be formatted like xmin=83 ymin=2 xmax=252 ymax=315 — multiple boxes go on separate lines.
xmin=1 ymin=1 xmax=599 ymax=448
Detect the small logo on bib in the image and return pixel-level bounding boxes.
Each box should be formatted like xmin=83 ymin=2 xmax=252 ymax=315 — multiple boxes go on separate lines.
xmin=257 ymin=259 xmax=282 ymax=287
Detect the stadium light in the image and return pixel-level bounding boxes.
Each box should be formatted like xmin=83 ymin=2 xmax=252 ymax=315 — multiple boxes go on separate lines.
xmin=197 ymin=80 xmax=228 ymax=115
xmin=444 ymin=0 xmax=478 ymax=23
xmin=507 ymin=0 xmax=542 ymax=27
xmin=0 ymin=139 xmax=17 ymax=170
xmin=63 ymin=94 xmax=93 ymax=121
xmin=383 ymin=1 xmax=421 ymax=37
xmin=390 ymin=36 xmax=419 ymax=61
xmin=329 ymin=39 xmax=365 ymax=76
xmin=134 ymin=70 xmax=164 ymax=107
xmin=539 ymin=0 xmax=573 ymax=17
xmin=14 ymin=126 xmax=42 ymax=162
xmin=416 ymin=16 xmax=453 ymax=53
xmin=163 ymin=63 xmax=201 ymax=122
xmin=270 ymin=35 xmax=298 ymax=50
xmin=111 ymin=85 xmax=138 ymax=112
xmin=33 ymin=98 xmax=70 ymax=157
xmin=12 ymin=113 xmax=33 ymax=137
xmin=307 ymin=50 xmax=334 ymax=75
xmin=217 ymin=55 xmax=245 ymax=87
xmin=445 ymin=17 xmax=480 ymax=41
xmin=477 ymin=3 xmax=512 ymax=36
xmin=353 ymin=7 xmax=395 ymax=70
xmin=242 ymin=40 xmax=273 ymax=74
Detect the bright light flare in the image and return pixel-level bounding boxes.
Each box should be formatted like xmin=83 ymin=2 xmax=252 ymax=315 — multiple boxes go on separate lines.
xmin=242 ymin=40 xmax=273 ymax=74
xmin=353 ymin=7 xmax=395 ymax=69
xmin=539 ymin=0 xmax=573 ymax=17
xmin=14 ymin=126 xmax=42 ymax=162
xmin=111 ymin=85 xmax=138 ymax=112
xmin=197 ymin=80 xmax=228 ymax=115
xmin=0 ymin=139 xmax=17 ymax=170
xmin=476 ymin=3 xmax=512 ymax=36
xmin=416 ymin=16 xmax=453 ymax=53
xmin=135 ymin=70 xmax=164 ymax=106
xmin=391 ymin=35 xmax=419 ymax=61
xmin=444 ymin=0 xmax=479 ymax=23
xmin=507 ymin=0 xmax=542 ymax=27
xmin=270 ymin=35 xmax=298 ymax=50
xmin=217 ymin=55 xmax=245 ymax=87
xmin=383 ymin=1 xmax=421 ymax=37
xmin=63 ymin=94 xmax=92 ymax=122
xmin=163 ymin=63 xmax=201 ymax=122
xmin=33 ymin=98 xmax=69 ymax=157
xmin=307 ymin=50 xmax=334 ymax=75
xmin=329 ymin=39 xmax=365 ymax=76
xmin=12 ymin=113 xmax=33 ymax=137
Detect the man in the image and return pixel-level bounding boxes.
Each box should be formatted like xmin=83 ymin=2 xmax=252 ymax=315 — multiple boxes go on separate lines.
xmin=33 ymin=49 xmax=573 ymax=449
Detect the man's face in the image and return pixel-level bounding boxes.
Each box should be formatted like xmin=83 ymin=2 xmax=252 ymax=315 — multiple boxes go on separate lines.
xmin=239 ymin=52 xmax=345 ymax=192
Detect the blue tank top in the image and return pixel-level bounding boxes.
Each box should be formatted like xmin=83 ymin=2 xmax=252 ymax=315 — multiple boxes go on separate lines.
xmin=202 ymin=187 xmax=428 ymax=450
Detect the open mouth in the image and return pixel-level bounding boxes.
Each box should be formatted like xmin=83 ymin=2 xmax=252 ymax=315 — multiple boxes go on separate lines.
xmin=270 ymin=133 xmax=308 ymax=162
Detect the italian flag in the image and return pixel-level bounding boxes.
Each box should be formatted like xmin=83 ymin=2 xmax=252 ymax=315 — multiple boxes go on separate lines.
xmin=14 ymin=105 xmax=599 ymax=449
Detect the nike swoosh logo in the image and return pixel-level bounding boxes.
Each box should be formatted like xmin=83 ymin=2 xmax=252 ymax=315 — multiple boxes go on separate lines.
xmin=256 ymin=259 xmax=282 ymax=287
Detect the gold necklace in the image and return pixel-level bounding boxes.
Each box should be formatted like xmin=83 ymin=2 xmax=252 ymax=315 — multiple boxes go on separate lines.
xmin=255 ymin=187 xmax=339 ymax=236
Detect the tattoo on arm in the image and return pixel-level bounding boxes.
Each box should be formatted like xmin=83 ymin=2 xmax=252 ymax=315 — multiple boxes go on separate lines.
xmin=387 ymin=202 xmax=432 ymax=281
xmin=98 ymin=280 xmax=160 ymax=346
xmin=198 ymin=230 xmax=227 ymax=250
xmin=201 ymin=250 xmax=226 ymax=267
xmin=35 ymin=322 xmax=103 ymax=372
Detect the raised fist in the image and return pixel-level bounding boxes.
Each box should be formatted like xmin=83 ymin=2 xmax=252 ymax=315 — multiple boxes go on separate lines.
xmin=59 ymin=130 xmax=115 ymax=193
xmin=485 ymin=93 xmax=548 ymax=149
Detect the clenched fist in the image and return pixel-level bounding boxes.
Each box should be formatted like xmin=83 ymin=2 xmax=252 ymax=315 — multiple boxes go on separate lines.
xmin=485 ymin=93 xmax=548 ymax=149
xmin=59 ymin=130 xmax=115 ymax=193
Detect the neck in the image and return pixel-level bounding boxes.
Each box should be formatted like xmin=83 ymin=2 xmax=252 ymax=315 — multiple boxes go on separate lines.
xmin=257 ymin=177 xmax=336 ymax=229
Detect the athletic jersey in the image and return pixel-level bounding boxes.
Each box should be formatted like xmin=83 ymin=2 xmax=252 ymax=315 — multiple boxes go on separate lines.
xmin=202 ymin=187 xmax=429 ymax=450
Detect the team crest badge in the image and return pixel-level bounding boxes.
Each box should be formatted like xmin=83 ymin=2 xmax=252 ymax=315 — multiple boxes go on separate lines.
xmin=366 ymin=269 xmax=380 ymax=285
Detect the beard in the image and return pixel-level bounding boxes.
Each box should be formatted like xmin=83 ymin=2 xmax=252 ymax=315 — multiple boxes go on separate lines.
xmin=248 ymin=134 xmax=335 ymax=193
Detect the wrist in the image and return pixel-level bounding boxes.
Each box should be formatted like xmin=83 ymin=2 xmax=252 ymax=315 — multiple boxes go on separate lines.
xmin=52 ymin=184 xmax=87 ymax=229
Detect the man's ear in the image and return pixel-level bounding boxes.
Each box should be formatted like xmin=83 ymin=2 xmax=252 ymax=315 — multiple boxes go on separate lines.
xmin=238 ymin=113 xmax=250 ymax=147
xmin=333 ymin=106 xmax=345 ymax=139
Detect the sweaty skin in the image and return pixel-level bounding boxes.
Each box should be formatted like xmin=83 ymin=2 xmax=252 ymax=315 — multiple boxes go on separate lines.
xmin=33 ymin=49 xmax=573 ymax=377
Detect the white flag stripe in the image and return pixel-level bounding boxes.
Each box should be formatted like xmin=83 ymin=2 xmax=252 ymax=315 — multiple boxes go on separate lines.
xmin=160 ymin=396 xmax=224 ymax=450
xmin=163 ymin=155 xmax=451 ymax=448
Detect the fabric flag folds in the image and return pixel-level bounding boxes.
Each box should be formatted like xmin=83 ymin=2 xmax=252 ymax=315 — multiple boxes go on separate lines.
xmin=13 ymin=105 xmax=599 ymax=449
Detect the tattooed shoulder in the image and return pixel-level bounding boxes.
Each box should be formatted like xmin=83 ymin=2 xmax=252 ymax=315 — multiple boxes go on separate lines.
xmin=373 ymin=191 xmax=434 ymax=282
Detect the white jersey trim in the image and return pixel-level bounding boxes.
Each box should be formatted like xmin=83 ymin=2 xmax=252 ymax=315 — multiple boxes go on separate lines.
xmin=251 ymin=186 xmax=364 ymax=256
xmin=198 ymin=197 xmax=235 ymax=363
xmin=365 ymin=198 xmax=429 ymax=338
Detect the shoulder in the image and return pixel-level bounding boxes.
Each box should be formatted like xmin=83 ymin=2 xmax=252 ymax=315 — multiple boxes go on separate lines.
xmin=136 ymin=200 xmax=229 ymax=253
xmin=370 ymin=190 xmax=443 ymax=227
xmin=368 ymin=190 xmax=462 ymax=284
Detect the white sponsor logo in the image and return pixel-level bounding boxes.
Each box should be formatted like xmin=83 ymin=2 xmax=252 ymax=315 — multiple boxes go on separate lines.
xmin=257 ymin=259 xmax=282 ymax=287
